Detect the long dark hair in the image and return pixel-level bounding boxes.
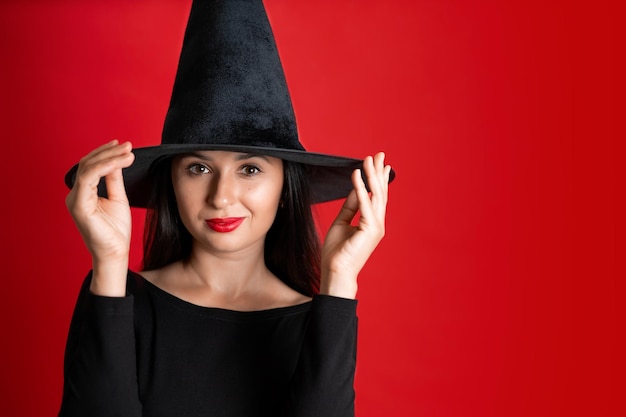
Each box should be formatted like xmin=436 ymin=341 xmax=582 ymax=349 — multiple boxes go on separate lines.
xmin=142 ymin=158 xmax=321 ymax=297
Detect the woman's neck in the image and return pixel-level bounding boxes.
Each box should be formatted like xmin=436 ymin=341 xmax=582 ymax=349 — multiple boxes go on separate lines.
xmin=183 ymin=245 xmax=271 ymax=297
xmin=188 ymin=250 xmax=271 ymax=290
xmin=141 ymin=241 xmax=310 ymax=311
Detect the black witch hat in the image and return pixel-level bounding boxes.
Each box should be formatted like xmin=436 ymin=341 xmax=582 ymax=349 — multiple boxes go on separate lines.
xmin=65 ymin=0 xmax=395 ymax=207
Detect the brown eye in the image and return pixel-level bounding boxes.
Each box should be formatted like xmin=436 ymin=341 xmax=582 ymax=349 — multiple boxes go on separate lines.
xmin=241 ymin=165 xmax=261 ymax=176
xmin=188 ymin=164 xmax=210 ymax=175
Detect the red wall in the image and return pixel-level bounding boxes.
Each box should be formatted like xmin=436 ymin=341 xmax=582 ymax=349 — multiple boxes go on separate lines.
xmin=0 ymin=0 xmax=619 ymax=416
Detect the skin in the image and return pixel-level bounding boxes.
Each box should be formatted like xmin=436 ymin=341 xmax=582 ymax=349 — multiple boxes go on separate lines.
xmin=66 ymin=140 xmax=391 ymax=308
xmin=171 ymin=151 xmax=284 ymax=257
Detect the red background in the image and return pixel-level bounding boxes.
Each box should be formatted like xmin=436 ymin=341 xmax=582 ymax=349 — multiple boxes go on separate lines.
xmin=0 ymin=0 xmax=620 ymax=416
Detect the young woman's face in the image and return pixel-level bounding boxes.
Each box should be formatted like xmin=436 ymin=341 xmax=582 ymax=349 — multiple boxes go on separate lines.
xmin=171 ymin=150 xmax=284 ymax=256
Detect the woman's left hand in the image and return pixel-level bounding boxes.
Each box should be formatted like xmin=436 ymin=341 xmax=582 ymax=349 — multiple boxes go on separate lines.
xmin=320 ymin=152 xmax=391 ymax=299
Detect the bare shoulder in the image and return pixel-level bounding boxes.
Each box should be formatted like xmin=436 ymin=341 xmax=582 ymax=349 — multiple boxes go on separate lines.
xmin=139 ymin=262 xmax=182 ymax=287
xmin=265 ymin=274 xmax=312 ymax=308
xmin=138 ymin=269 xmax=157 ymax=282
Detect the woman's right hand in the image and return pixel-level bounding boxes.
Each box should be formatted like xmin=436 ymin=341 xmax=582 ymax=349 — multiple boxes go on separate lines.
xmin=65 ymin=140 xmax=135 ymax=296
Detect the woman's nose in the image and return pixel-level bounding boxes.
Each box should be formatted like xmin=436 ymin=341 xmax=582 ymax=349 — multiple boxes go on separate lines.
xmin=207 ymin=173 xmax=235 ymax=208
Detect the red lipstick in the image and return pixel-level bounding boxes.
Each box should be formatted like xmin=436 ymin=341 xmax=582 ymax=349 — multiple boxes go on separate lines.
xmin=206 ymin=217 xmax=244 ymax=233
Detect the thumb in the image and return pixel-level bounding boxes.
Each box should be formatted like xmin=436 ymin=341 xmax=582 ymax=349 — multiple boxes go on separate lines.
xmin=333 ymin=188 xmax=359 ymax=226
xmin=104 ymin=152 xmax=134 ymax=202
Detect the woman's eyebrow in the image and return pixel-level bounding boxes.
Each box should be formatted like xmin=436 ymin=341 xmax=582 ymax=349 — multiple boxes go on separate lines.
xmin=180 ymin=151 xmax=212 ymax=161
xmin=235 ymin=153 xmax=271 ymax=162
xmin=179 ymin=152 xmax=272 ymax=163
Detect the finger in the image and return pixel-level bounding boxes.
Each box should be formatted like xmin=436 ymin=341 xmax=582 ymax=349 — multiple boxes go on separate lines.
xmin=362 ymin=155 xmax=385 ymax=208
xmin=373 ymin=152 xmax=388 ymax=188
xmin=72 ymin=151 xmax=134 ymax=213
xmin=80 ymin=140 xmax=121 ymax=162
xmin=75 ymin=149 xmax=134 ymax=189
xmin=372 ymin=153 xmax=391 ymax=205
xmin=384 ymin=164 xmax=392 ymax=185
xmin=359 ymin=157 xmax=390 ymax=226
xmin=365 ymin=155 xmax=384 ymax=190
xmin=352 ymin=167 xmax=376 ymax=223
xmin=105 ymin=152 xmax=135 ymax=202
xmin=76 ymin=142 xmax=133 ymax=183
xmin=375 ymin=152 xmax=391 ymax=189
xmin=78 ymin=141 xmax=133 ymax=174
xmin=373 ymin=152 xmax=386 ymax=173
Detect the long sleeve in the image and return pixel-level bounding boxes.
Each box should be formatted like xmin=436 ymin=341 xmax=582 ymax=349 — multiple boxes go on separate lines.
xmin=59 ymin=272 xmax=142 ymax=417
xmin=282 ymin=295 xmax=358 ymax=417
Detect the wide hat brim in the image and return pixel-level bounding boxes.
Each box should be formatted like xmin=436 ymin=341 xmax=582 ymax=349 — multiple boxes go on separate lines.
xmin=64 ymin=144 xmax=395 ymax=208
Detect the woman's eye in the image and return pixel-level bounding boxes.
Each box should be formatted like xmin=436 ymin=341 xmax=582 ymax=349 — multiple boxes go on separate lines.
xmin=188 ymin=164 xmax=209 ymax=175
xmin=241 ymin=165 xmax=261 ymax=176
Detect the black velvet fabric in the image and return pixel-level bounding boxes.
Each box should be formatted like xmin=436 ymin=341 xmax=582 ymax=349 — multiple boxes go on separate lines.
xmin=162 ymin=0 xmax=304 ymax=151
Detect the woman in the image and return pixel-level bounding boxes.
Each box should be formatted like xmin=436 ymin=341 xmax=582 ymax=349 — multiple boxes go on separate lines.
xmin=61 ymin=144 xmax=390 ymax=417
xmin=59 ymin=0 xmax=393 ymax=416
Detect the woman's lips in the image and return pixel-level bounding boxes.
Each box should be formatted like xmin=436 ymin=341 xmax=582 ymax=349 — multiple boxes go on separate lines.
xmin=206 ymin=217 xmax=245 ymax=233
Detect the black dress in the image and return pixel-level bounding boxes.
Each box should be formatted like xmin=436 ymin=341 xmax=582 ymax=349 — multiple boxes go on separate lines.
xmin=59 ymin=271 xmax=358 ymax=417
